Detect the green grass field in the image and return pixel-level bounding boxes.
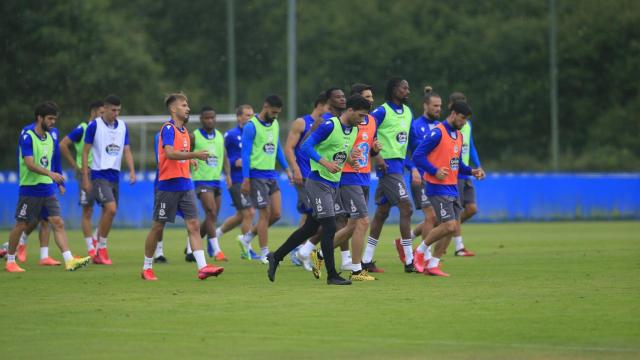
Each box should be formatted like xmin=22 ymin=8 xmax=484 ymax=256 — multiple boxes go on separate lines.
xmin=1 ymin=221 xmax=639 ymax=359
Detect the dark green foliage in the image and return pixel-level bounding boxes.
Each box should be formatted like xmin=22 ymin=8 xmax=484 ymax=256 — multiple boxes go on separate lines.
xmin=1 ymin=0 xmax=638 ymax=170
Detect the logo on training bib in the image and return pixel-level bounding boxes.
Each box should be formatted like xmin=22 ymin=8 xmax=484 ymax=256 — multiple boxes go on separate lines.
xmin=263 ymin=142 xmax=275 ymax=155
xmin=454 ymin=145 xmax=459 ymax=154
xmin=39 ymin=155 xmax=49 ymax=167
xmin=333 ymin=151 xmax=347 ymax=165
xmin=450 ymin=157 xmax=460 ymax=171
xmin=105 ymin=144 xmax=121 ymax=156
xmin=462 ymin=143 xmax=469 ymax=156
xmin=206 ymin=155 xmax=218 ymax=167
xmin=396 ymin=131 xmax=408 ymax=144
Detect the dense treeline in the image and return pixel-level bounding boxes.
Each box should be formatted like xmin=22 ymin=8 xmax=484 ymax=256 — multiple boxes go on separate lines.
xmin=1 ymin=0 xmax=638 ymax=171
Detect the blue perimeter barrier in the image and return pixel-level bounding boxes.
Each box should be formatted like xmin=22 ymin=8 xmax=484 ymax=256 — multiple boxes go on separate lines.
xmin=0 ymin=171 xmax=638 ymax=229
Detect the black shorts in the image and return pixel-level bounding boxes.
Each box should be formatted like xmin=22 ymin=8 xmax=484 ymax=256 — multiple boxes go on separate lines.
xmin=250 ymin=178 xmax=280 ymax=209
xmin=153 ymin=190 xmax=199 ymax=223
xmin=430 ymin=195 xmax=462 ymax=223
xmin=296 ymin=181 xmax=313 ymax=214
xmin=374 ymin=173 xmax=410 ymax=206
xmin=457 ymin=178 xmax=477 ymax=206
xmin=411 ymin=181 xmax=432 ymax=210
xmin=304 ymin=178 xmax=340 ymax=219
xmin=15 ymin=195 xmax=61 ymax=223
xmin=92 ymin=179 xmax=119 ymax=206
xmin=229 ymin=183 xmax=252 ymax=210
xmin=77 ymin=172 xmax=95 ymax=207
xmin=195 ymin=184 xmax=222 ymax=198
xmin=338 ymin=185 xmax=368 ymax=219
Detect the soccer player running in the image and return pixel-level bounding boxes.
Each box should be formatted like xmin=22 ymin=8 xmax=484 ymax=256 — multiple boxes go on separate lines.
xmin=238 ymin=95 xmax=292 ymax=264
xmin=395 ymin=86 xmax=442 ymax=272
xmin=141 ymin=93 xmax=224 ymax=281
xmin=266 ymin=94 xmax=369 ymax=285
xmin=59 ymin=100 xmax=105 ymax=257
xmin=432 ymin=92 xmax=484 ymax=260
xmin=363 ymin=78 xmax=416 ymax=273
xmin=81 ymin=95 xmax=136 ymax=265
xmin=412 ymin=101 xmax=485 ymax=277
xmin=2 ymin=119 xmax=68 ymax=265
xmin=151 ymin=129 xmax=170 ymax=263
xmin=5 ymin=101 xmax=91 ymax=272
xmin=293 ymin=87 xmax=351 ymax=276
xmin=283 ymin=92 xmax=328 ymax=269
xmin=330 ymin=83 xmax=382 ymax=281
xmin=215 ymin=105 xmax=261 ymax=260
xmin=190 ymin=106 xmax=231 ymax=262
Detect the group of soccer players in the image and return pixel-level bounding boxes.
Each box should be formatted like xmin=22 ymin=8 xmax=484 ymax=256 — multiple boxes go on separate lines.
xmin=3 ymin=77 xmax=485 ymax=285
xmin=268 ymin=79 xmax=485 ymax=285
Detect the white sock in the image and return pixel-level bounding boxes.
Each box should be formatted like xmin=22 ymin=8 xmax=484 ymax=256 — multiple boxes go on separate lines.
xmin=416 ymin=241 xmax=428 ymax=254
xmin=98 ymin=236 xmax=108 ymax=249
xmin=215 ymin=227 xmax=223 ymax=239
xmin=85 ymin=237 xmax=94 ymax=251
xmin=424 ymin=245 xmax=432 ymax=260
xmin=209 ymin=237 xmax=221 ymax=255
xmin=186 ymin=237 xmax=193 ymax=254
xmin=341 ymin=250 xmax=351 ymax=265
xmin=298 ymin=241 xmax=315 ymax=258
xmin=19 ymin=232 xmax=28 ymax=245
xmin=62 ymin=251 xmax=73 ymax=262
xmin=143 ymin=256 xmax=153 ymax=270
xmin=242 ymin=232 xmax=255 ymax=245
xmin=40 ymin=247 xmax=49 ymax=260
xmin=411 ymin=230 xmax=418 ymax=241
xmin=261 ymin=247 xmax=269 ymax=257
xmin=454 ymin=236 xmax=464 ymax=251
xmin=401 ymin=239 xmax=413 ymax=265
xmin=363 ymin=236 xmax=378 ymax=263
xmin=154 ymin=241 xmax=164 ymax=257
xmin=7 ymin=254 xmax=16 ymax=263
xmin=352 ymin=262 xmax=363 ymax=272
xmin=427 ymin=257 xmax=440 ymax=269
xmin=193 ymin=250 xmax=207 ymax=269
xmin=93 ymin=228 xmax=99 ymax=240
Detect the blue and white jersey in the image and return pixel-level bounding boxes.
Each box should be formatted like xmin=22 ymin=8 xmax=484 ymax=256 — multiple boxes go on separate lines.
xmin=85 ymin=117 xmax=129 ymax=182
